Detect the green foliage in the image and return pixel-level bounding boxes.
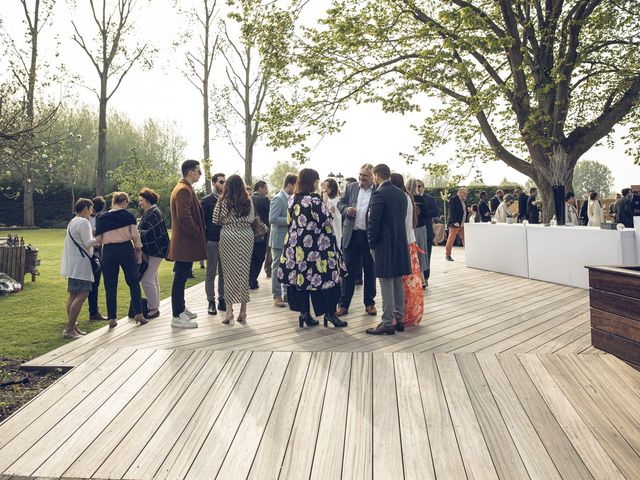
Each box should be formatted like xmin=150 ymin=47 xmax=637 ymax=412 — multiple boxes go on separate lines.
xmin=0 ymin=229 xmax=199 ymax=359
xmin=109 ymin=147 xmax=181 ymax=219
xmin=267 ymin=159 xmax=299 ymax=192
xmin=264 ymin=0 xmax=640 ymax=194
xmin=572 ymin=160 xmax=615 ymax=198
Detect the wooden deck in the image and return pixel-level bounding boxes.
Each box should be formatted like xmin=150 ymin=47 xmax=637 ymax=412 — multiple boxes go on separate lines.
xmin=2 ymin=249 xmax=639 ymax=479
xmin=23 ymin=251 xmax=593 ymax=370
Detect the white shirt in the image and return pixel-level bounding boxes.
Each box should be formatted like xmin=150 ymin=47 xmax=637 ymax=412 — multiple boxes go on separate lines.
xmin=354 ymin=184 xmax=373 ymax=231
xmin=61 ymin=216 xmax=97 ymax=282
xmin=495 ymin=202 xmax=511 ymax=223
xmin=405 ymin=193 xmax=416 ymax=244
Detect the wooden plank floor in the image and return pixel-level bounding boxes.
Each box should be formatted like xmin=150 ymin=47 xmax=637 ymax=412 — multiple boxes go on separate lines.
xmin=5 ymin=248 xmax=640 ymax=479
xmin=23 ymin=250 xmax=594 ymax=370
xmin=2 ymin=350 xmax=640 ymax=479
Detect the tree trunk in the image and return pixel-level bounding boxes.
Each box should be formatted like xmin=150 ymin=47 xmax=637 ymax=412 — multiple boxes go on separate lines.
xmin=244 ymin=114 xmax=252 ymax=185
xmin=203 ymin=83 xmax=212 ymax=194
xmin=22 ymin=177 xmax=34 ymax=227
xmin=96 ymin=77 xmax=108 ymax=196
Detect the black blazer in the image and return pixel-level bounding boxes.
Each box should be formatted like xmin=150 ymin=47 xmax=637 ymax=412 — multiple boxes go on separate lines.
xmin=422 ymin=193 xmax=439 ymax=240
xmin=200 ymin=193 xmax=222 ymax=242
xmin=518 ymin=193 xmax=528 ymax=220
xmin=367 ymin=181 xmax=411 ymax=278
xmin=448 ymin=195 xmax=465 ymax=226
xmin=527 ymin=195 xmax=540 ymax=224
xmin=413 ymin=195 xmax=428 ymax=228
xmin=616 ymin=197 xmax=634 ymax=228
xmin=251 ymin=193 xmax=270 ymax=242
xmin=478 ymin=199 xmax=491 ymax=222
xmin=490 ymin=195 xmax=501 ymax=214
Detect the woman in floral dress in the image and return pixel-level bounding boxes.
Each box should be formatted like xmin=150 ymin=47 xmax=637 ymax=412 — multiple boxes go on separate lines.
xmin=278 ymin=168 xmax=348 ymax=328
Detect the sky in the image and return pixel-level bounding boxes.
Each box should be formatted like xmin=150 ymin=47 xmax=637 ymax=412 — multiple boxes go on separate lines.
xmin=2 ymin=0 xmax=639 ymax=191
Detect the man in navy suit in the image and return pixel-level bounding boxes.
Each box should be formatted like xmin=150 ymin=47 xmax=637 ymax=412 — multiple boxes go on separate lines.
xmin=366 ymin=164 xmax=411 ymax=335
xmin=336 ymin=163 xmax=377 ymax=317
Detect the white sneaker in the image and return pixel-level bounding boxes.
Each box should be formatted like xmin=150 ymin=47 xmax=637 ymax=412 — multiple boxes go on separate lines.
xmin=183 ymin=308 xmax=198 ymax=320
xmin=171 ymin=311 xmax=198 ymax=328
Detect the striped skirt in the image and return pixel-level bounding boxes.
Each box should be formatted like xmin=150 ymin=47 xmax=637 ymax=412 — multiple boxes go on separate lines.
xmin=219 ymin=224 xmax=254 ymax=304
xmin=414 ymin=225 xmax=429 ymax=272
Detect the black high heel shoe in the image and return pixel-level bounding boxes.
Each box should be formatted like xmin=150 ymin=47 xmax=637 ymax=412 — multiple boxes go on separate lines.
xmin=324 ymin=313 xmax=347 ymax=328
xmin=298 ymin=313 xmax=319 ymax=327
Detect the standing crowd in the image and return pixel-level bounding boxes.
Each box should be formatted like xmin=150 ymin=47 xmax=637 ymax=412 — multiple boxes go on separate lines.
xmin=61 ymin=161 xmax=446 ymax=338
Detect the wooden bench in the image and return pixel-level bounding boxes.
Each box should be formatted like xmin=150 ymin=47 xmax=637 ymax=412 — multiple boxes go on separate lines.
xmin=587 ymin=265 xmax=640 ymax=369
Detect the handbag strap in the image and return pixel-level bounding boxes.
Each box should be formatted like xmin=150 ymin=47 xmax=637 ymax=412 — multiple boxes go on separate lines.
xmin=67 ymin=223 xmax=92 ymax=261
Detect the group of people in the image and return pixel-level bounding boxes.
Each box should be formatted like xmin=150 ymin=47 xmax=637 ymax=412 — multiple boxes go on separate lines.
xmin=61 ymin=189 xmax=170 ymax=338
xmin=61 ymin=160 xmax=443 ymax=337
xmin=465 ymin=186 xmax=638 ymax=228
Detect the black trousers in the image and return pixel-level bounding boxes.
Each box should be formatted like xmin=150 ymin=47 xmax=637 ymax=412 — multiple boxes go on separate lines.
xmin=287 ymin=285 xmax=340 ymax=317
xmin=424 ymin=239 xmax=433 ymax=280
xmin=88 ymin=255 xmax=102 ymax=315
xmin=171 ymin=261 xmax=192 ymax=317
xmin=339 ymin=230 xmax=376 ymax=309
xmin=102 ymin=242 xmax=141 ymax=320
xmin=249 ymin=241 xmax=267 ymax=288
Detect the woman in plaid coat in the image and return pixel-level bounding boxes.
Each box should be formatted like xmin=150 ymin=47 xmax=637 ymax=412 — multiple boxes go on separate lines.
xmin=138 ymin=188 xmax=170 ymax=318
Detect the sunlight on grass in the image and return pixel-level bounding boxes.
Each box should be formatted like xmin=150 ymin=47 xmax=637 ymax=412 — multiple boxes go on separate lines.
xmin=0 ymin=229 xmax=201 ymax=359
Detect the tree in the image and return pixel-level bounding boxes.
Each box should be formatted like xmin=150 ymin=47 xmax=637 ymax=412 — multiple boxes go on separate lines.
xmin=181 ymin=0 xmax=219 ymax=194
xmin=212 ymin=0 xmax=296 ymax=184
xmin=71 ymin=0 xmax=152 ymax=196
xmin=572 ymin=159 xmax=614 ymax=198
xmin=0 ymin=0 xmax=61 ymax=226
xmin=268 ymin=0 xmax=640 ymax=220
xmin=267 ymin=159 xmax=298 ymax=192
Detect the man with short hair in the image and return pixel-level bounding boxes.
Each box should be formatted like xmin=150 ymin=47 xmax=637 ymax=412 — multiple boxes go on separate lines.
xmin=249 ymin=180 xmax=270 ymax=289
xmin=517 ymin=188 xmax=528 ymax=222
xmin=616 ymin=188 xmax=634 ymax=228
xmin=527 ymin=187 xmax=540 ymax=224
xmin=478 ymin=191 xmax=491 ymax=222
xmin=87 ymin=196 xmax=107 ymax=321
xmin=200 ymin=173 xmax=226 ymax=315
xmin=490 ymin=190 xmax=504 ymax=214
xmin=168 ymin=160 xmax=207 ymax=328
xmin=565 ymin=192 xmax=579 ymax=225
xmin=366 ymin=163 xmax=411 ymax=335
xmin=337 ymin=163 xmax=377 ymax=317
xmin=445 ymin=187 xmax=467 ymax=261
xmin=269 ymin=173 xmax=297 ymax=306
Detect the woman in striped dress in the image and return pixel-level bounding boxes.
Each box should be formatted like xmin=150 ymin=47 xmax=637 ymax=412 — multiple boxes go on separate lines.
xmin=213 ymin=175 xmax=255 ymax=325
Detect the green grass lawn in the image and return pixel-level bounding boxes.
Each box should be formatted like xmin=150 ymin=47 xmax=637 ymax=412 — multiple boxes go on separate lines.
xmin=1 ymin=229 xmax=201 ymax=360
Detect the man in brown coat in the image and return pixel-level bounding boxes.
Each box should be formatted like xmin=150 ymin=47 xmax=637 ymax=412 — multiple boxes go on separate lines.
xmin=169 ymin=159 xmax=207 ymax=328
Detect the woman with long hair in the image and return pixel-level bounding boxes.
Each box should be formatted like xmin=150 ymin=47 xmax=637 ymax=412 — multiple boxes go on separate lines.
xmin=588 ymin=191 xmax=604 ymax=226
xmin=321 ymin=178 xmax=342 ymax=248
xmin=213 ymin=174 xmax=255 ymax=324
xmin=390 ymin=174 xmax=423 ymax=326
xmin=278 ymin=168 xmax=347 ymax=328
xmin=406 ymin=178 xmax=429 ymax=288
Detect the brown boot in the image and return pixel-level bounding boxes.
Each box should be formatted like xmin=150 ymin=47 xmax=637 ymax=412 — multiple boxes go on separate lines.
xmin=336 ymin=306 xmax=349 ymax=317
xmin=365 ymin=305 xmax=377 ymax=316
xmin=365 ymin=323 xmax=395 ymax=335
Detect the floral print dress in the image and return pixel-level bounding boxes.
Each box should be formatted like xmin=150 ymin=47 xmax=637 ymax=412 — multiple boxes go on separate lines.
xmin=278 ymin=193 xmax=346 ymax=291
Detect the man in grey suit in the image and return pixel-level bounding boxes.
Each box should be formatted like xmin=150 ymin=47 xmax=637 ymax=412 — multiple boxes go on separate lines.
xmin=268 ymin=173 xmax=297 ymax=307
xmin=337 ymin=163 xmax=377 ymax=317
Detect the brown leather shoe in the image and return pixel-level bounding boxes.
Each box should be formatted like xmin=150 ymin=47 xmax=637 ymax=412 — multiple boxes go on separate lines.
xmin=366 ymin=323 xmax=395 ymax=335
xmin=274 ymin=298 xmax=286 ymax=307
xmin=89 ymin=313 xmax=107 ymax=321
xmin=336 ymin=306 xmax=349 ymax=317
xmin=365 ymin=305 xmax=377 ymax=316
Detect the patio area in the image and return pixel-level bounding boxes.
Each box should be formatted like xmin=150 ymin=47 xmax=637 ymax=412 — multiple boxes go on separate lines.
xmin=1 ymin=250 xmax=639 ymax=479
